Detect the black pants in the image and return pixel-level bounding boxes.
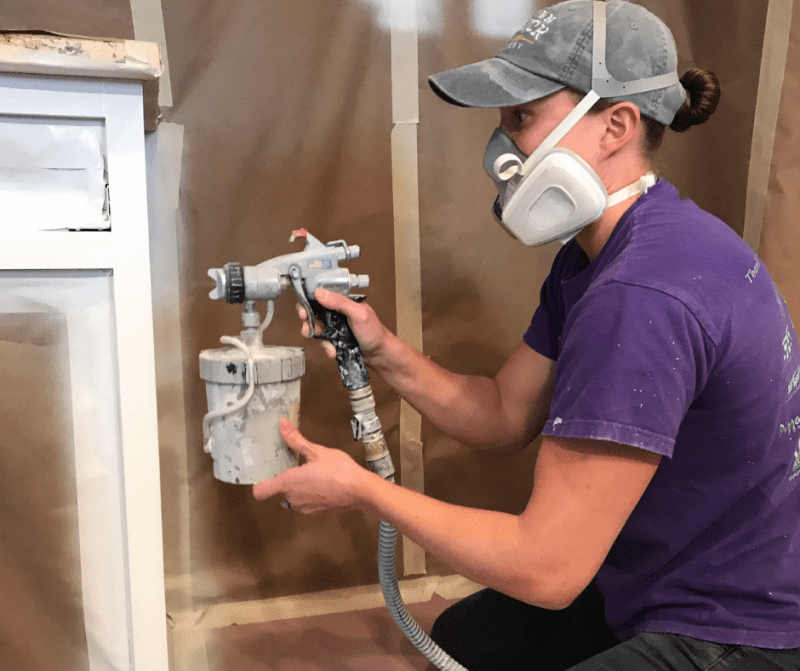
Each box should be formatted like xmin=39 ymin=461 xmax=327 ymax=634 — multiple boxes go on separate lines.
xmin=429 ymin=583 xmax=800 ymax=670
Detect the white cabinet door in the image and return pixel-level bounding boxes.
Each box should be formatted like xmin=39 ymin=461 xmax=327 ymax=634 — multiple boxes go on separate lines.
xmin=0 ymin=73 xmax=168 ymax=671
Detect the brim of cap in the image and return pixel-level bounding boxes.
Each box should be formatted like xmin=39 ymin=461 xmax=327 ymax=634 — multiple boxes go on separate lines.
xmin=428 ymin=57 xmax=565 ymax=108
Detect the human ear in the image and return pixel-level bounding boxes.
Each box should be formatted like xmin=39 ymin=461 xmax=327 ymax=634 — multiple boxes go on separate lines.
xmin=601 ymin=102 xmax=641 ymax=155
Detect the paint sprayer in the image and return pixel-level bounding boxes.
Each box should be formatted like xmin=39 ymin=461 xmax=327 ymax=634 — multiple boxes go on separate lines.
xmin=200 ymin=230 xmax=468 ymax=671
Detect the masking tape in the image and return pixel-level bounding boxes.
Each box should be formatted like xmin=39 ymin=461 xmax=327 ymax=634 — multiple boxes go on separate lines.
xmin=391 ymin=124 xmax=423 ymax=353
xmin=145 ymin=122 xmax=203 ymax=671
xmin=391 ymin=0 xmax=426 ymax=577
xmin=391 ymin=2 xmax=420 ymax=125
xmin=400 ymin=435 xmax=427 ymax=575
xmin=130 ymin=0 xmax=173 ymax=108
xmin=742 ymin=0 xmax=795 ymax=253
xmin=169 ymin=626 xmax=210 ymax=671
xmin=392 ymin=121 xmax=426 ymax=576
xmin=146 ymin=122 xmax=192 ymax=613
xmin=168 ymin=574 xmax=483 ymax=631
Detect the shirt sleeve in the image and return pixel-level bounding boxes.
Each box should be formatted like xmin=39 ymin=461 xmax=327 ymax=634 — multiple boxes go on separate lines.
xmin=524 ymin=274 xmax=562 ymax=361
xmin=523 ymin=245 xmax=576 ymax=360
xmin=543 ymin=281 xmax=713 ymax=457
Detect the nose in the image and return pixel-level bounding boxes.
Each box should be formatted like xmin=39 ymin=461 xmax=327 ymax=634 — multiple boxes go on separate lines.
xmin=498 ymin=108 xmax=515 ymax=135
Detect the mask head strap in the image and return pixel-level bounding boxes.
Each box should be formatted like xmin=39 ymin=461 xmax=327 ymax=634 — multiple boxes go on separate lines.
xmin=522 ymin=90 xmax=599 ymax=170
xmin=591 ymin=1 xmax=680 ymax=97
xmin=515 ymin=0 xmax=680 ymax=177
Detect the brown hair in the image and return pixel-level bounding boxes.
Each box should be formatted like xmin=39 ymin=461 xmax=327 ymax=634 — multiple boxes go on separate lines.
xmin=669 ymin=68 xmax=721 ymax=133
xmin=572 ymin=68 xmax=722 ymax=154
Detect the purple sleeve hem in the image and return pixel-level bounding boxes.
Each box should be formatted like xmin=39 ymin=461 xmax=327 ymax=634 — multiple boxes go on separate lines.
xmin=543 ymin=418 xmax=675 ymax=458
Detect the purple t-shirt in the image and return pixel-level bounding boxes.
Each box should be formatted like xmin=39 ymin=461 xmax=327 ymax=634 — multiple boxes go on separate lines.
xmin=524 ymin=180 xmax=800 ymax=648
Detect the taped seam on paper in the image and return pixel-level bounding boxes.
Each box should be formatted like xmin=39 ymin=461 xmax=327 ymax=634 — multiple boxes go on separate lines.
xmin=168 ymin=574 xmax=483 ymax=632
xmin=145 ymin=123 xmax=195 ymax=668
xmin=742 ymin=0 xmax=795 ymax=252
xmin=130 ymin=0 xmax=173 ymax=108
xmin=391 ymin=0 xmax=426 ymax=577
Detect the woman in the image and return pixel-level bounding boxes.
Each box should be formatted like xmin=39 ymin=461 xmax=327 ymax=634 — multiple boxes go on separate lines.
xmin=254 ymin=2 xmax=800 ymax=668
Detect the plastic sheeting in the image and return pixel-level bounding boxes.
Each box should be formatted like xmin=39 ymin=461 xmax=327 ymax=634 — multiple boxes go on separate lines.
xmin=760 ymin=4 xmax=800 ymax=348
xmin=1 ymin=0 xmax=798 ymax=668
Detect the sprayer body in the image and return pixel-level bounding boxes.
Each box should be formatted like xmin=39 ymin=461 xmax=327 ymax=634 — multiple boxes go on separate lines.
xmin=203 ymin=231 xmax=382 ymax=482
xmin=202 ymin=231 xmax=462 ymax=670
xmin=207 ymin=232 xmax=368 ymax=306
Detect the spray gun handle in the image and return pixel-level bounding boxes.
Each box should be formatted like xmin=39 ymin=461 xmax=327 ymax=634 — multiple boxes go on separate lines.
xmin=309 ymin=297 xmax=370 ymax=392
xmin=310 ymin=298 xmax=394 ymax=479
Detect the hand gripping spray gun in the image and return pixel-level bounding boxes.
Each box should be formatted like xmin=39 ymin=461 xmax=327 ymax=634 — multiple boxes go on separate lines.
xmin=201 ymin=230 xmax=468 ymax=671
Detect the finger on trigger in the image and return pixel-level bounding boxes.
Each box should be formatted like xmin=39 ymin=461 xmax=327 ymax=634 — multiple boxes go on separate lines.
xmin=314 ymin=287 xmax=338 ymax=308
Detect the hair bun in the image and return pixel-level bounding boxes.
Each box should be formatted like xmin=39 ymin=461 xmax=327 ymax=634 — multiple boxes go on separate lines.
xmin=670 ymin=68 xmax=721 ymax=132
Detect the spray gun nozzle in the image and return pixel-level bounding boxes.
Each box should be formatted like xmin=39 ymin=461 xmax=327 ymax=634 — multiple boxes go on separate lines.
xmin=207 ymin=263 xmax=245 ymax=303
xmin=208 ymin=268 xmax=226 ymax=300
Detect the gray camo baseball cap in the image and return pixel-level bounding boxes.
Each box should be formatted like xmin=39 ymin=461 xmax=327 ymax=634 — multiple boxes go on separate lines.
xmin=428 ymin=0 xmax=686 ymax=125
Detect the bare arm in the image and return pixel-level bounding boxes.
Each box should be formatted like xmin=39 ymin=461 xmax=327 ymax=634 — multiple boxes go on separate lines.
xmin=255 ymin=424 xmax=662 ymax=610
xmin=306 ymin=289 xmax=556 ymax=453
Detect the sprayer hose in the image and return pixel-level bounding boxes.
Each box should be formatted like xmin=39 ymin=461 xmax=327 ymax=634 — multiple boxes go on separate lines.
xmin=350 ymin=381 xmax=468 ymax=670
xmin=377 ymin=510 xmax=469 ymax=670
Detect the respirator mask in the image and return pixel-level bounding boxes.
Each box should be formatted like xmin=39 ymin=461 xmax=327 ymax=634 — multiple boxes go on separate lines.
xmin=483 ymin=1 xmax=677 ymax=246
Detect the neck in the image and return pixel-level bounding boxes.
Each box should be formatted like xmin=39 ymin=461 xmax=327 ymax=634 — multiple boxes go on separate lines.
xmin=574 ymin=159 xmax=653 ymax=260
xmin=572 ymin=196 xmax=638 ymax=260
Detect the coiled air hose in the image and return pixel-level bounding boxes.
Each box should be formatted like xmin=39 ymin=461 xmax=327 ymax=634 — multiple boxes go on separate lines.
xmin=311 ymin=301 xmax=468 ymax=670
xmin=377 ymin=518 xmax=469 ymax=671
xmin=348 ymin=384 xmax=469 ymax=671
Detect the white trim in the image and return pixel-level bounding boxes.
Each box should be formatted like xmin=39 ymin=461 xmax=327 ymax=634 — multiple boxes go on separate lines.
xmin=0 ymin=73 xmax=168 ymax=670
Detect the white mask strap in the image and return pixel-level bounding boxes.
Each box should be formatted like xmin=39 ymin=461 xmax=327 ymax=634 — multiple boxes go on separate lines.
xmin=557 ymin=172 xmax=657 ymax=245
xmin=592 ymin=1 xmax=680 ymax=97
xmin=521 ymin=89 xmax=599 ymax=174
xmin=607 ymin=171 xmax=657 ymax=207
xmin=519 ymin=1 xmax=679 ymax=177
xmin=492 ymin=87 xmax=599 ymax=182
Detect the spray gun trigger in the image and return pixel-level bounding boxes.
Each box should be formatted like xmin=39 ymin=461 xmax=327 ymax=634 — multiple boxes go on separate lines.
xmin=288 ymin=264 xmax=316 ymax=337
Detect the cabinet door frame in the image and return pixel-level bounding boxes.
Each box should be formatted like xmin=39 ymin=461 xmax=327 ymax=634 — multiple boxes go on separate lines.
xmin=0 ymin=72 xmax=169 ymax=671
